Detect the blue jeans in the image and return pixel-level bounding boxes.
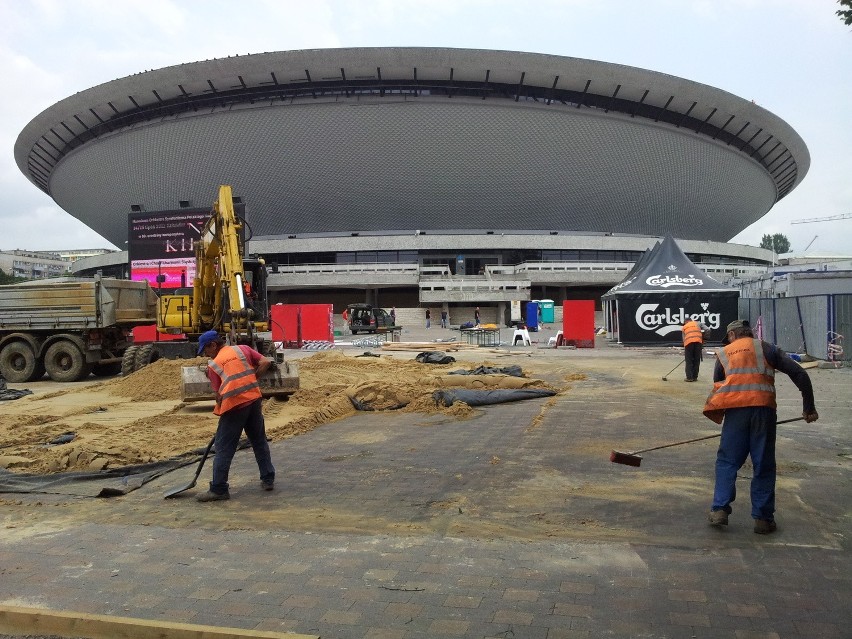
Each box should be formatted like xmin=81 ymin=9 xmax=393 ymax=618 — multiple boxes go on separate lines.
xmin=712 ymin=406 xmax=777 ymax=521
xmin=210 ymin=398 xmax=275 ymax=494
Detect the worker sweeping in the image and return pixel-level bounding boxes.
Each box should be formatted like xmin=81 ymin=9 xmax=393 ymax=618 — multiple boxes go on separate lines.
xmin=703 ymin=319 xmax=819 ymax=534
xmin=195 ymin=330 xmax=276 ymax=502
xmin=681 ymin=318 xmax=705 ymax=382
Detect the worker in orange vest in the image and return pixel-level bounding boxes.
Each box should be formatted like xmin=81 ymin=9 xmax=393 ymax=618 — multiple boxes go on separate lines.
xmin=703 ymin=319 xmax=818 ymax=534
xmin=195 ymin=330 xmax=275 ymax=502
xmin=681 ymin=318 xmax=705 ymax=382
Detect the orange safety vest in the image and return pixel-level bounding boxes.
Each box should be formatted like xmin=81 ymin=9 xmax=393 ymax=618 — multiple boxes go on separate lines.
xmin=208 ymin=345 xmax=262 ymax=416
xmin=682 ymin=320 xmax=703 ymax=347
xmin=703 ymin=338 xmax=776 ymax=424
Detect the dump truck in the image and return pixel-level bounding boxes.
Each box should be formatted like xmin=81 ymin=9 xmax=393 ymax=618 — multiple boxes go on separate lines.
xmin=123 ymin=184 xmax=299 ymax=400
xmin=0 ymin=275 xmax=158 ymax=382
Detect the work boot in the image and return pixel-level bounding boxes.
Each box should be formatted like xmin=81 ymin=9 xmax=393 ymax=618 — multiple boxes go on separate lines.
xmin=708 ymin=509 xmax=729 ymax=527
xmin=754 ymin=519 xmax=777 ymax=535
xmin=196 ymin=490 xmax=230 ymax=502
xmin=261 ymin=481 xmax=274 ymax=491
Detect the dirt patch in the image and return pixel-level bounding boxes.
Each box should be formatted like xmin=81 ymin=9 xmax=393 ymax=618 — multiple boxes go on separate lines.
xmin=0 ymin=351 xmax=559 ymax=475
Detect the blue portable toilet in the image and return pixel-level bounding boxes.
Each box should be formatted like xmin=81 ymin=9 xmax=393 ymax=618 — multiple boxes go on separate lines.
xmin=526 ymin=301 xmax=539 ymax=332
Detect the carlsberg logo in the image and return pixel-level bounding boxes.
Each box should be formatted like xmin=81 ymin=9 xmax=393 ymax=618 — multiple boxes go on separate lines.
xmin=645 ymin=274 xmax=703 ymax=288
xmin=635 ymin=303 xmax=721 ymax=336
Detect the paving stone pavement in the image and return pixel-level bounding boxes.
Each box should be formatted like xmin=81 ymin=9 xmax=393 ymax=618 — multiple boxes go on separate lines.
xmin=1 ymin=341 xmax=850 ymax=639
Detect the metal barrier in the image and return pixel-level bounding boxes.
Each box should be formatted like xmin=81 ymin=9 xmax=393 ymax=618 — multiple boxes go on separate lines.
xmin=739 ymin=294 xmax=851 ymax=363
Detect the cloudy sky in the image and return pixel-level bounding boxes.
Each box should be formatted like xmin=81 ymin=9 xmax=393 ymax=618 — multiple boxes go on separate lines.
xmin=2 ymin=0 xmax=850 ymax=255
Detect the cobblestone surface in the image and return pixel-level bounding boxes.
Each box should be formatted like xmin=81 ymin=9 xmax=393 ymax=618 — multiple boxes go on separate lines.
xmin=1 ymin=337 xmax=849 ymax=639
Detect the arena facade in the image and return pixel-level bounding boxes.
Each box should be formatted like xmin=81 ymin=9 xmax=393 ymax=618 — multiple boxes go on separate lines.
xmin=15 ymin=47 xmax=806 ymax=320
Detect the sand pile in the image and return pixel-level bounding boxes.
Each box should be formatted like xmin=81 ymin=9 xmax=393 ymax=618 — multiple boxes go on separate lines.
xmin=0 ymin=351 xmax=559 ymax=475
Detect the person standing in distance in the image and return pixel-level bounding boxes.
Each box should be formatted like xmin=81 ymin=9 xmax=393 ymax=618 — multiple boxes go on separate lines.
xmin=681 ymin=318 xmax=705 ymax=382
xmin=703 ymin=319 xmax=818 ymax=534
xmin=195 ymin=330 xmax=276 ymax=502
xmin=474 ymin=307 xmax=481 ymax=325
xmin=390 ymin=307 xmax=396 ymax=325
xmin=425 ymin=308 xmax=431 ymax=329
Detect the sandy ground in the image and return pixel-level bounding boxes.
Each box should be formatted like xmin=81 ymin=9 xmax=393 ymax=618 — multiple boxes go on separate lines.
xmin=1 ymin=338 xmax=848 ymax=552
xmin=0 ymin=350 xmax=558 ymax=476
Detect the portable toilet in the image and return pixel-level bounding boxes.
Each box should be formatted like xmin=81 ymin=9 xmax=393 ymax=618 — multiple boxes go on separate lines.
xmin=525 ymin=301 xmax=539 ymax=332
xmin=539 ymin=299 xmax=555 ymax=323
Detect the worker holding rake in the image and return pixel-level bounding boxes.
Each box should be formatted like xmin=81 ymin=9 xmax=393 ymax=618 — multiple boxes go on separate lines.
xmin=703 ymin=319 xmax=819 ymax=534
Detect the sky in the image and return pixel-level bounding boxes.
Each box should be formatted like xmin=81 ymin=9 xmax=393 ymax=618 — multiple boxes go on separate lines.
xmin=1 ymin=0 xmax=850 ymax=255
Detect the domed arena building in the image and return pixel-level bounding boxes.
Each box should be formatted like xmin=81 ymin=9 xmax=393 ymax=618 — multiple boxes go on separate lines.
xmin=15 ymin=47 xmax=807 ymax=322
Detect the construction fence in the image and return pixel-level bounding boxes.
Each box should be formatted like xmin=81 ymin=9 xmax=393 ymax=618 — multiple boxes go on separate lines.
xmin=739 ymin=294 xmax=849 ymax=364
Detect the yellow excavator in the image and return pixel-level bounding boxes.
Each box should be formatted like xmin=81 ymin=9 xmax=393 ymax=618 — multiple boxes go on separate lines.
xmin=122 ymin=185 xmax=298 ymax=400
xmin=157 ymin=184 xmax=268 ymax=343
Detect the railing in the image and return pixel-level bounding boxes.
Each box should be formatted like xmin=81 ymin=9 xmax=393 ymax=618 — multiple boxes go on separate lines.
xmin=272 ymin=262 xmax=419 ymax=275
xmin=268 ymin=260 xmax=767 ymax=286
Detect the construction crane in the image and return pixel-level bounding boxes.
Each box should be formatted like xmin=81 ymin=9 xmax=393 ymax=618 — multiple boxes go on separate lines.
xmin=791 ymin=212 xmax=852 ymax=224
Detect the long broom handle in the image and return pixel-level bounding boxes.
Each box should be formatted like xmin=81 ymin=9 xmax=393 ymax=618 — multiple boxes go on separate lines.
xmin=663 ymin=358 xmax=685 ymax=377
xmin=628 ymin=416 xmax=805 ymax=455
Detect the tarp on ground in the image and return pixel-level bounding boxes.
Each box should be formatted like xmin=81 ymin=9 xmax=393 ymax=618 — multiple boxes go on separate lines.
xmin=0 ymin=376 xmax=33 ymax=401
xmin=432 ymin=388 xmax=556 ymax=407
xmin=602 ymin=236 xmax=739 ymax=345
xmin=448 ymin=365 xmax=524 ymax=377
xmin=0 ymin=459 xmax=191 ymax=497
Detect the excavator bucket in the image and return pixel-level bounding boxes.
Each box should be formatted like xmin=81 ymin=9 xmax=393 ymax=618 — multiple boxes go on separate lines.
xmin=181 ymin=361 xmax=299 ymax=402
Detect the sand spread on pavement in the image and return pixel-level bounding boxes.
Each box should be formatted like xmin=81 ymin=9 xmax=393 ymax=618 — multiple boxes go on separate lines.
xmin=0 ymin=351 xmax=560 ymax=475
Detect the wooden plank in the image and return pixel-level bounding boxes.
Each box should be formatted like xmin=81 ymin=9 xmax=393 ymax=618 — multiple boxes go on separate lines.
xmin=0 ymin=605 xmax=318 ymax=639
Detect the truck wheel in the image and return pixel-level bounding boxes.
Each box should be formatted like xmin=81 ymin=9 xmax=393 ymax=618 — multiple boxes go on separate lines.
xmin=134 ymin=344 xmax=160 ymax=371
xmin=44 ymin=340 xmax=92 ymax=382
xmin=0 ymin=341 xmax=43 ymax=383
xmin=92 ymin=362 xmax=122 ymax=377
xmin=121 ymin=346 xmax=139 ymax=376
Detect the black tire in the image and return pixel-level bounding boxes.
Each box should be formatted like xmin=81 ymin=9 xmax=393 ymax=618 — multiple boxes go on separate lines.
xmin=92 ymin=361 xmax=122 ymax=377
xmin=134 ymin=344 xmax=160 ymax=371
xmin=121 ymin=345 xmax=139 ymax=376
xmin=44 ymin=340 xmax=91 ymax=382
xmin=0 ymin=341 xmax=43 ymax=383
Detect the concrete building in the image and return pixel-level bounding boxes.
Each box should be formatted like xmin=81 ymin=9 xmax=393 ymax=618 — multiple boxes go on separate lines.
xmin=0 ymin=250 xmax=71 ymax=280
xmin=16 ymin=47 xmax=803 ymax=317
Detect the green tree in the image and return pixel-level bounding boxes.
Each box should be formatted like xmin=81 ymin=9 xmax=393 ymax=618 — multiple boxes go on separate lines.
xmin=760 ymin=233 xmax=791 ymax=254
xmin=839 ymin=0 xmax=852 ymax=26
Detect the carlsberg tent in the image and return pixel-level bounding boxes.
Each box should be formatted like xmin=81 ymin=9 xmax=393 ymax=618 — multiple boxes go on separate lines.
xmin=602 ymin=236 xmax=739 ymax=345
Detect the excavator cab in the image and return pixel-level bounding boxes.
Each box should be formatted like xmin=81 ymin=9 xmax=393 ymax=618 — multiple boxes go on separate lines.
xmin=157 ymin=256 xmax=269 ymax=336
xmin=231 ymin=257 xmax=268 ymax=324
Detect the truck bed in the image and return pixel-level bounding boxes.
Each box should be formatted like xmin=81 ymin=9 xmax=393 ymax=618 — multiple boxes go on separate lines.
xmin=0 ymin=278 xmax=157 ymax=331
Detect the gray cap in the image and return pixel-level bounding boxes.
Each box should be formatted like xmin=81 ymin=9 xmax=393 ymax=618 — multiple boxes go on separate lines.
xmin=726 ymin=319 xmax=749 ymax=333
xmin=722 ymin=319 xmax=751 ymax=344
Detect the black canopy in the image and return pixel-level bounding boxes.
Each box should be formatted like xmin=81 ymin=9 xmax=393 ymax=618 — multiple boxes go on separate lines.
xmin=603 ymin=236 xmax=739 ymax=345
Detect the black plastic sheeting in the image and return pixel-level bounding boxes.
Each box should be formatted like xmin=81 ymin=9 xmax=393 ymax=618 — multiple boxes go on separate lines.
xmin=0 ymin=376 xmax=33 ymax=401
xmin=0 ymin=458 xmax=196 ymax=498
xmin=448 ymin=365 xmax=524 ymax=377
xmin=432 ymin=388 xmax=556 ymax=407
xmin=415 ymin=352 xmax=456 ymax=364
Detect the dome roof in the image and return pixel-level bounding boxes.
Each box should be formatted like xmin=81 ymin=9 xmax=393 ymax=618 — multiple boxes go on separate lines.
xmin=15 ymin=47 xmax=808 ymax=246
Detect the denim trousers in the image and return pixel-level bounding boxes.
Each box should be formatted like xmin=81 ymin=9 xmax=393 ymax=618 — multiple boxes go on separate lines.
xmin=210 ymin=398 xmax=275 ymax=494
xmin=712 ymin=406 xmax=777 ymax=520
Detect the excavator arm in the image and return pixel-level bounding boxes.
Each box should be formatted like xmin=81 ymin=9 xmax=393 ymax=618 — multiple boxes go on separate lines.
xmin=192 ymin=185 xmax=249 ymax=334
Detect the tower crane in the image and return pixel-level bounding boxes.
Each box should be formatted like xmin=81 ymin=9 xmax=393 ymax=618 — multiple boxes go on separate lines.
xmin=790 ymin=212 xmax=852 ymax=224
